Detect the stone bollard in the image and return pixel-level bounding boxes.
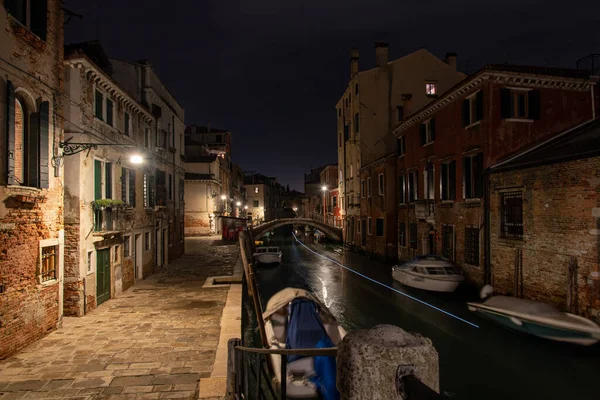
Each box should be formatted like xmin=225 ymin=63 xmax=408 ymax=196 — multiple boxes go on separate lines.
xmin=336 ymin=324 xmax=439 ymax=400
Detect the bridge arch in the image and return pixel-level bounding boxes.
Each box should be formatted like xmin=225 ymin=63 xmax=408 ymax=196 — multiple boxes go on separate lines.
xmin=252 ymin=218 xmax=342 ymax=242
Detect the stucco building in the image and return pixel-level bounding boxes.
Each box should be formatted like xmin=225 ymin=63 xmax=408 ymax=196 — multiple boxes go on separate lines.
xmin=244 ymin=173 xmax=285 ymax=224
xmin=392 ymin=64 xmax=597 ymax=286
xmin=336 ymin=44 xmax=466 ymax=259
xmin=0 ymin=0 xmax=65 ymax=359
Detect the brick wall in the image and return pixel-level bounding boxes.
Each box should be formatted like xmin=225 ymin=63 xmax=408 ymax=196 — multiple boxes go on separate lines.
xmin=63 ymin=223 xmax=83 ymax=316
xmin=490 ymin=157 xmax=600 ymax=316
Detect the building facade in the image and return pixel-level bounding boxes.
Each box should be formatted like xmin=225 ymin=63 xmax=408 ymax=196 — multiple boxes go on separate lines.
xmin=304 ymin=166 xmax=325 ymax=219
xmin=392 ymin=64 xmax=597 ymax=286
xmin=244 ymin=173 xmax=285 ymax=224
xmin=110 ymin=58 xmax=186 ymax=263
xmin=0 ymin=0 xmax=65 ymax=359
xmin=488 ymin=119 xmax=600 ymax=318
xmin=319 ymin=165 xmax=340 ymax=226
xmin=336 ymin=44 xmax=465 ymax=257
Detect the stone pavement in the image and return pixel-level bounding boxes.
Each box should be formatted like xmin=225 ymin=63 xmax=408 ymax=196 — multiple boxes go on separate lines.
xmin=0 ymin=237 xmax=241 ymax=400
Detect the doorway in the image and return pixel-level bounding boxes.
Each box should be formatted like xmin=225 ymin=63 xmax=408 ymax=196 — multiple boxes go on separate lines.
xmin=96 ymin=248 xmax=110 ymax=306
xmin=428 ymin=226 xmax=436 ymax=255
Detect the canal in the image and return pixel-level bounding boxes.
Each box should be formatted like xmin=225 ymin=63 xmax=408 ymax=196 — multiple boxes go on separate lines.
xmin=246 ymin=228 xmax=600 ymax=399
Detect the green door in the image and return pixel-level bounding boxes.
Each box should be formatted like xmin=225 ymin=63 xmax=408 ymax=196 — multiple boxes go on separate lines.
xmin=96 ymin=249 xmax=110 ymax=305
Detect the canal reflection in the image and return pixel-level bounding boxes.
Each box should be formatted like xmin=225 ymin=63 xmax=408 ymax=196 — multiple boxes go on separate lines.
xmin=251 ymin=229 xmax=600 ymax=400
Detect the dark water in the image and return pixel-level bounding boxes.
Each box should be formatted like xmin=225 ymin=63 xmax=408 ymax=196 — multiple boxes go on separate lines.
xmin=246 ymin=229 xmax=600 ymax=400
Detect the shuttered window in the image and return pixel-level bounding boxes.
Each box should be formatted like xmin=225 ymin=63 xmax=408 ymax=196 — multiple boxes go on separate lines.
xmin=419 ymin=118 xmax=435 ymax=146
xmin=441 ymin=160 xmax=456 ymax=201
xmin=500 ymin=88 xmax=540 ymax=120
xmin=6 ymin=0 xmax=47 ymax=40
xmin=462 ymin=90 xmax=484 ymax=127
xmin=463 ymin=153 xmax=483 ymax=199
xmin=94 ymin=90 xmax=103 ymax=120
xmin=106 ymin=99 xmax=114 ymax=126
xmin=124 ymin=112 xmax=130 ymax=136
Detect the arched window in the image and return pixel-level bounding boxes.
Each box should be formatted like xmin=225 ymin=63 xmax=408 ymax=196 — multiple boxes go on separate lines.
xmin=14 ymin=97 xmax=26 ymax=184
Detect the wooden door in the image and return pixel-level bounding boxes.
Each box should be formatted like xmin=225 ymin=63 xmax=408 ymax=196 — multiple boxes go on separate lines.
xmin=96 ymin=248 xmax=110 ymax=305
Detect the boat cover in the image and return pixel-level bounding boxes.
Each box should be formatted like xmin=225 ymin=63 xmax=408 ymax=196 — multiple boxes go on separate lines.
xmin=263 ymin=287 xmax=334 ymax=320
xmin=285 ymin=298 xmax=329 ymax=363
xmin=311 ymin=336 xmax=340 ymax=400
xmin=483 ymin=296 xmax=563 ymax=318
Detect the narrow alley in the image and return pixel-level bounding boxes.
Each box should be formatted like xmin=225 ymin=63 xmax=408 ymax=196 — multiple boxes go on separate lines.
xmin=0 ymin=238 xmax=239 ymax=400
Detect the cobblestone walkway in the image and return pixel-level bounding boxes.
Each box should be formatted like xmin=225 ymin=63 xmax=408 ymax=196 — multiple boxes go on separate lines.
xmin=0 ymin=237 xmax=238 ymax=400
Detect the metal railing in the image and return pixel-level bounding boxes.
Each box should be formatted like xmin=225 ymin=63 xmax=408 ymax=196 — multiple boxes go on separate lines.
xmin=576 ymin=54 xmax=600 ymax=77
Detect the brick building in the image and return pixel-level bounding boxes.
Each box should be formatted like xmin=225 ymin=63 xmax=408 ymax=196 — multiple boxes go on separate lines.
xmin=319 ymin=164 xmax=340 ymax=226
xmin=488 ymin=119 xmax=600 ymax=318
xmin=392 ymin=64 xmax=597 ymax=285
xmin=336 ymin=44 xmax=465 ymax=257
xmin=62 ymin=42 xmax=158 ymax=316
xmin=0 ymin=1 xmax=65 ymax=359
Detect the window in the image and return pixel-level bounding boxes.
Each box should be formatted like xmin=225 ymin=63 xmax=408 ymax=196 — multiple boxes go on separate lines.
xmin=465 ymin=227 xmax=480 ymax=265
xmin=441 ymin=225 xmax=455 ymax=261
xmin=124 ymin=112 xmax=130 ymax=136
xmin=408 ymin=171 xmax=418 ymax=202
xmin=355 ymin=83 xmax=358 ymax=95
xmin=124 ymin=236 xmax=131 ymax=258
xmin=144 ymin=127 xmax=150 ymax=148
xmin=419 ymin=118 xmax=435 ymax=146
xmin=179 ymin=178 xmax=184 ymax=202
xmin=94 ymin=160 xmax=114 ymax=200
xmin=253 ymin=200 xmax=259 ymax=207
xmin=462 ymin=91 xmax=483 ymax=127
xmin=338 ymin=108 xmax=341 ymax=117
xmin=399 ymin=222 xmax=406 ymax=247
xmin=367 ymin=217 xmax=372 ymax=235
xmin=423 ymin=162 xmax=434 ymax=200
xmin=168 ymin=174 xmax=173 ymax=200
xmin=501 ymin=88 xmax=540 ymax=120
xmin=114 ymin=245 xmax=120 ymax=263
xmin=397 ymin=136 xmax=405 ymax=156
xmin=396 ymin=106 xmax=404 ymax=122
xmin=40 ymin=245 xmax=57 ymax=282
xmin=87 ymin=251 xmax=93 ymax=273
xmin=376 ymin=218 xmax=384 ymax=237
xmin=106 ymin=98 xmax=114 ymax=126
xmin=143 ymin=174 xmax=155 ymax=207
xmin=357 ymin=219 xmax=361 ymax=233
xmin=354 ymin=113 xmax=359 ymax=133
xmin=500 ymin=191 xmax=523 ymax=240
xmin=95 ymin=90 xmax=104 ymax=120
xmin=409 ymin=223 xmax=418 ymax=250
xmin=378 ymin=173 xmax=384 ymax=195
xmin=398 ymin=175 xmax=406 ymax=204
xmin=463 ymin=153 xmax=483 ymax=199
xmin=438 ymin=160 xmax=456 ymax=201
xmin=121 ymin=168 xmax=136 ymax=207
xmin=332 ymin=196 xmax=337 ymax=208
xmin=350 ymin=164 xmax=353 ymax=178
xmin=255 ymin=187 xmax=259 ymax=194
xmin=367 ymin=177 xmax=371 ymax=197
xmin=426 ymin=82 xmax=437 ymax=96
xmin=6 ymin=0 xmax=48 ymax=40
xmin=144 ymin=232 xmax=150 ymax=251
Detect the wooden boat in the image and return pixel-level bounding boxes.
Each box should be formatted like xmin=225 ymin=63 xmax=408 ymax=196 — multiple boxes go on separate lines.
xmin=468 ymin=289 xmax=600 ymax=346
xmin=392 ymin=255 xmax=464 ymax=292
xmin=253 ymin=246 xmax=282 ymax=265
xmin=263 ymin=288 xmax=346 ymax=399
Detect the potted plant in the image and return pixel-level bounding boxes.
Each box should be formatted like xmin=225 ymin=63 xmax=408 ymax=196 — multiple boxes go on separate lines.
xmin=92 ymin=199 xmax=126 ymax=210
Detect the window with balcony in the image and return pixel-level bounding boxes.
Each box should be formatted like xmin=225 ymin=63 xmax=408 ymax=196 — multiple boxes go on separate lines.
xmin=463 ymin=153 xmax=483 ymax=199
xmin=5 ymin=0 xmax=48 ymax=40
xmin=462 ymin=91 xmax=483 ymax=127
xmin=440 ymin=160 xmax=456 ymax=201
xmin=419 ymin=118 xmax=435 ymax=146
xmin=501 ymin=88 xmax=540 ymax=120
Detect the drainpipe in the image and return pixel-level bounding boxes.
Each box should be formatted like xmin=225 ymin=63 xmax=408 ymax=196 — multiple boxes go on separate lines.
xmin=483 ymin=168 xmax=492 ymax=285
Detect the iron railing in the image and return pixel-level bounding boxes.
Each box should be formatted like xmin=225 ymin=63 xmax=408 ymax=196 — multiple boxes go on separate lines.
xmin=576 ymin=54 xmax=600 ymax=77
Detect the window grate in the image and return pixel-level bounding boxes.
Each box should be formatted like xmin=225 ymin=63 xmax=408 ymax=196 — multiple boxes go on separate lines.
xmin=464 ymin=227 xmax=479 ymax=266
xmin=41 ymin=246 xmax=57 ymax=282
xmin=501 ymin=191 xmax=523 ymax=239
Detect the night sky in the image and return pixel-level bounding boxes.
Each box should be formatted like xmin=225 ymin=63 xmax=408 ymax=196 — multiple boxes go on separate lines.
xmin=64 ymin=0 xmax=598 ymax=191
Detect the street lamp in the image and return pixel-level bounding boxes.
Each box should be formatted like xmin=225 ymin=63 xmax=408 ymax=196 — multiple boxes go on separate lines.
xmin=236 ymin=201 xmax=241 ymax=207
xmin=321 ymin=185 xmax=327 ymax=223
xmin=130 ymin=154 xmax=144 ymax=164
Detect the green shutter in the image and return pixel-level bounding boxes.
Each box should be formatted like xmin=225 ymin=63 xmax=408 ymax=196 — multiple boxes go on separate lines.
xmin=39 ymin=101 xmax=49 ymax=188
xmin=95 ymin=90 xmax=103 ymax=120
xmin=6 ymin=81 xmax=15 ymax=185
xmin=528 ymin=90 xmax=541 ymax=120
xmin=30 ymin=0 xmax=48 ymax=41
xmin=500 ymin=88 xmax=511 ymax=119
xmin=129 ymin=170 xmax=136 ymax=207
xmin=105 ymin=162 xmax=112 ymax=198
xmin=94 ymin=160 xmax=102 ymax=200
xmin=29 ymin=112 xmax=40 ymax=187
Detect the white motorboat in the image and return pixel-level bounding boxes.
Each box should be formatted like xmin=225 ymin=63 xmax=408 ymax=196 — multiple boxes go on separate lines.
xmin=392 ymin=255 xmax=464 ymax=293
xmin=263 ymin=288 xmax=346 ymax=399
xmin=468 ymin=286 xmax=600 ymax=346
xmin=253 ymin=246 xmax=282 ymax=265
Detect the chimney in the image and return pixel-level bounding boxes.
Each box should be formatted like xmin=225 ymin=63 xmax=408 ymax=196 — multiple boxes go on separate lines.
xmin=445 ymin=52 xmax=457 ymax=71
xmin=375 ymin=42 xmax=389 ymax=67
xmin=401 ymin=93 xmax=413 ymax=116
xmin=350 ymin=48 xmax=359 ymax=78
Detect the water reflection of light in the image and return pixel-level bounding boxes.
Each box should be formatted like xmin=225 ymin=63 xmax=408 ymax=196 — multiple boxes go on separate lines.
xmin=317 ymin=276 xmax=332 ymax=308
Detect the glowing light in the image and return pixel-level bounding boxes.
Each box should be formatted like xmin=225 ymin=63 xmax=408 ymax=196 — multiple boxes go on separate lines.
xmin=244 ymin=205 xmax=248 ymax=210
xmin=221 ymin=195 xmax=227 ymax=200
xmin=321 ymin=185 xmax=328 ymax=191
xmin=236 ymin=201 xmax=241 ymax=207
xmin=130 ymin=155 xmax=143 ymax=164
xmin=291 ymin=232 xmax=479 ymax=329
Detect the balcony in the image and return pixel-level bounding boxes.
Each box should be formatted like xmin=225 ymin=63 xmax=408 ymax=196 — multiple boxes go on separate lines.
xmin=92 ymin=200 xmax=127 ymax=237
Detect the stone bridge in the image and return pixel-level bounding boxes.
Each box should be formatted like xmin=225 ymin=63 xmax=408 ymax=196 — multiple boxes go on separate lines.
xmin=252 ymin=218 xmax=342 ymax=241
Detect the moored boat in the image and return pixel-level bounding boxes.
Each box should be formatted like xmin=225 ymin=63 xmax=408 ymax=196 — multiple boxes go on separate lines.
xmin=253 ymin=246 xmax=282 ymax=265
xmin=468 ymin=287 xmax=600 ymax=346
xmin=392 ymin=255 xmax=464 ymax=293
xmin=263 ymin=288 xmax=346 ymax=399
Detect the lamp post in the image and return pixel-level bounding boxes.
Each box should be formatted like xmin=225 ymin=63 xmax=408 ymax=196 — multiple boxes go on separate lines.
xmin=321 ymin=185 xmax=327 ymax=224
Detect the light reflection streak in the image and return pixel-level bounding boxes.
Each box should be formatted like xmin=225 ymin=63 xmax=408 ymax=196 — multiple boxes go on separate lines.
xmin=292 ymin=232 xmax=479 ymax=329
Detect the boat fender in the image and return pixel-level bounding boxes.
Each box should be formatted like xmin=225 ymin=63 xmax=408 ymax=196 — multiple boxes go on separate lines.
xmin=509 ymin=316 xmax=523 ymax=326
